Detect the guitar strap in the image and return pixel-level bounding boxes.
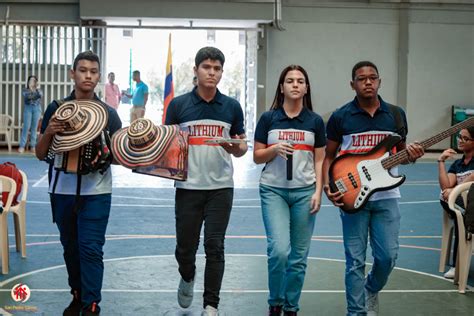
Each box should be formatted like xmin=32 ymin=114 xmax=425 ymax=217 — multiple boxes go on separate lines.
xmin=387 ymin=103 xmax=407 ymax=141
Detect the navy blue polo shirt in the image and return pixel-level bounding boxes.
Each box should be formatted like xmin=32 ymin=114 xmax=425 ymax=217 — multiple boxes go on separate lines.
xmin=165 ymin=87 xmax=245 ymax=190
xmin=438 ymin=157 xmax=474 ymax=201
xmin=255 ymin=107 xmax=326 ymax=188
xmin=326 ymin=96 xmax=408 ymax=200
xmin=448 ymin=156 xmax=474 ymax=183
xmin=41 ymin=91 xmax=122 ymax=195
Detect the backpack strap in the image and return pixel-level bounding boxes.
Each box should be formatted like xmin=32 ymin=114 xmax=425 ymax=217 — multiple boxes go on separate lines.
xmin=72 ymin=174 xmax=83 ymax=215
xmin=387 ymin=103 xmax=407 ymax=142
xmin=49 ymin=170 xmax=60 ymax=222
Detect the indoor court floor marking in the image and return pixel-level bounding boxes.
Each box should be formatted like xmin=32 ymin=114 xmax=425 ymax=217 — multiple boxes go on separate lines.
xmin=4 ymin=157 xmax=472 ymax=314
xmin=6 ymin=234 xmax=445 ymax=252
xmin=6 ymin=234 xmax=444 ymax=239
xmin=22 ymin=200 xmax=442 ymax=208
xmin=31 ymin=172 xmax=48 ymax=188
xmin=1 ymin=255 xmax=470 ymax=292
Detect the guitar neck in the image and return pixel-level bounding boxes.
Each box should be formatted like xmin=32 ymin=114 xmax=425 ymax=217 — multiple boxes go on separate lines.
xmin=382 ymin=116 xmax=474 ymax=169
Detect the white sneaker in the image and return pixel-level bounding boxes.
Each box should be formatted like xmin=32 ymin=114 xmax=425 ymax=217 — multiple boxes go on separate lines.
xmin=365 ymin=289 xmax=379 ymax=316
xmin=444 ymin=267 xmax=455 ymax=279
xmin=202 ymin=305 xmax=218 ymax=316
xmin=177 ymin=277 xmax=194 ymax=308
xmin=18 ymin=147 xmax=24 ymax=153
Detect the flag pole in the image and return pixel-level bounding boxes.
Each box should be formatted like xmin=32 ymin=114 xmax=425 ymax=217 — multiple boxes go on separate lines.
xmin=162 ymin=33 xmax=174 ymax=124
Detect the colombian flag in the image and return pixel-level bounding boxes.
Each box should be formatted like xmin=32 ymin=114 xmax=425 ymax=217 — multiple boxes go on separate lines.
xmin=162 ymin=33 xmax=174 ymax=124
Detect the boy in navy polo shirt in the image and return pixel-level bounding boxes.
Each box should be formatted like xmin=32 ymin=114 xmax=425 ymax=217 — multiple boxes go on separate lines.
xmin=165 ymin=46 xmax=247 ymax=316
xmin=322 ymin=61 xmax=424 ymax=316
xmin=36 ymin=51 xmax=122 ymax=316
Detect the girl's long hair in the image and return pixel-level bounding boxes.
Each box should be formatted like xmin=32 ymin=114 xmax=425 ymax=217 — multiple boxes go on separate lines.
xmin=270 ymin=65 xmax=313 ymax=111
xmin=26 ymin=75 xmax=37 ymax=89
xmin=466 ymin=126 xmax=474 ymax=138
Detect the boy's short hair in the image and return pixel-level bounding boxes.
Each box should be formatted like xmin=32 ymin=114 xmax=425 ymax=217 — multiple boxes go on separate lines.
xmin=351 ymin=61 xmax=378 ymax=80
xmin=195 ymin=47 xmax=225 ymax=67
xmin=73 ymin=50 xmax=100 ymax=70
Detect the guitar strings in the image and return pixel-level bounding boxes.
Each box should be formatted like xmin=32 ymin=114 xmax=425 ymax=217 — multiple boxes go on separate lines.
xmin=331 ymin=119 xmax=474 ymax=195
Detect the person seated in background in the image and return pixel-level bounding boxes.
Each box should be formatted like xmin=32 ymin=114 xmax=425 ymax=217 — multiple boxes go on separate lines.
xmin=438 ymin=127 xmax=474 ymax=279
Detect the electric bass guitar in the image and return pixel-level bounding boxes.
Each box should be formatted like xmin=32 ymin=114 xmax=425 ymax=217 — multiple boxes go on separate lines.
xmin=328 ymin=116 xmax=474 ymax=213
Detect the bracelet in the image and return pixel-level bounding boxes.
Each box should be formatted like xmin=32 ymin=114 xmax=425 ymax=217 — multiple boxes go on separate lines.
xmin=437 ymin=160 xmax=445 ymax=163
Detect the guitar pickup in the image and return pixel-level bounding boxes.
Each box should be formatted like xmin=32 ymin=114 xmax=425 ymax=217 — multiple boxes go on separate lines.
xmin=334 ymin=179 xmax=348 ymax=193
xmin=362 ymin=166 xmax=372 ymax=181
xmin=348 ymin=172 xmax=358 ymax=188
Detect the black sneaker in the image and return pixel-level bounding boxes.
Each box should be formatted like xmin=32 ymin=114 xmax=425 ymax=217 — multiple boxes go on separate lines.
xmin=82 ymin=302 xmax=100 ymax=315
xmin=283 ymin=312 xmax=297 ymax=316
xmin=63 ymin=290 xmax=81 ymax=316
xmin=269 ymin=305 xmax=282 ymax=316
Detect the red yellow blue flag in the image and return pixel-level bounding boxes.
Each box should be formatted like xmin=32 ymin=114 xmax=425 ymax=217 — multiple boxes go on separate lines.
xmin=163 ymin=33 xmax=174 ymax=124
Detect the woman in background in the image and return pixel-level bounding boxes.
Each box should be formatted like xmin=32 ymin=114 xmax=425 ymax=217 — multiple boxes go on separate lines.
xmin=19 ymin=75 xmax=42 ymax=153
xmin=253 ymin=65 xmax=326 ymax=316
xmin=438 ymin=127 xmax=474 ymax=278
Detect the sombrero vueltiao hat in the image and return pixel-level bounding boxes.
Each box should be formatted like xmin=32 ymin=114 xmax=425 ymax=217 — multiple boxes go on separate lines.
xmin=111 ymin=118 xmax=178 ymax=168
xmin=50 ymin=100 xmax=108 ymax=153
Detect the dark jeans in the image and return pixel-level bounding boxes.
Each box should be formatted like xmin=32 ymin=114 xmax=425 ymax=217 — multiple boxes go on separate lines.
xmin=440 ymin=200 xmax=460 ymax=267
xmin=175 ymin=188 xmax=234 ymax=309
xmin=52 ymin=193 xmax=111 ymax=308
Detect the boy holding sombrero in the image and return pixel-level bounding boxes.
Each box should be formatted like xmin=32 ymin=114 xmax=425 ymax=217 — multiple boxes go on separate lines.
xmin=36 ymin=51 xmax=122 ymax=316
xmin=165 ymin=46 xmax=248 ymax=316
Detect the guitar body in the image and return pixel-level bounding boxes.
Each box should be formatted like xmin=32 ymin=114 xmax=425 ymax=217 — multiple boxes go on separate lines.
xmin=328 ymin=135 xmax=406 ymax=213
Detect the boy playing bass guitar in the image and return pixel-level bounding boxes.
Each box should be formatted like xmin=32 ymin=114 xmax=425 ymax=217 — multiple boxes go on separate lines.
xmin=322 ymin=61 xmax=423 ymax=316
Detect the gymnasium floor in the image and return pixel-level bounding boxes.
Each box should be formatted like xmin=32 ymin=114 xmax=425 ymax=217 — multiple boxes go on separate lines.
xmin=0 ymin=151 xmax=473 ymax=315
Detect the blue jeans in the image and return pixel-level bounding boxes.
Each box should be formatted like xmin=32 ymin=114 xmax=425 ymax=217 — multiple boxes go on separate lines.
xmin=52 ymin=194 xmax=111 ymax=308
xmin=260 ymin=184 xmax=316 ymax=312
xmin=341 ymin=198 xmax=400 ymax=316
xmin=19 ymin=105 xmax=41 ymax=148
